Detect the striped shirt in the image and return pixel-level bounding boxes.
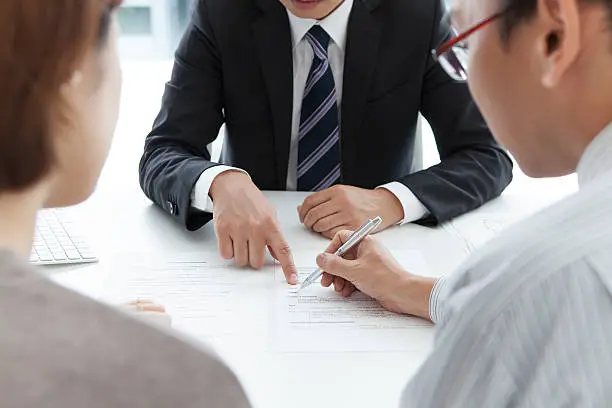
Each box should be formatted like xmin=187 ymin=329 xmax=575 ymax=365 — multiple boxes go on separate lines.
xmin=401 ymin=123 xmax=612 ymax=407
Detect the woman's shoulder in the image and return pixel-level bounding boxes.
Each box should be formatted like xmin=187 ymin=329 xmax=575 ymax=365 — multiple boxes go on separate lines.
xmin=0 ymin=249 xmax=250 ymax=408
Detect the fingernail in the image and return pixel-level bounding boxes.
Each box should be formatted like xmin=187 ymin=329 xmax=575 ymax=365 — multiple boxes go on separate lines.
xmin=316 ymin=253 xmax=327 ymax=267
xmin=290 ymin=274 xmax=299 ymax=284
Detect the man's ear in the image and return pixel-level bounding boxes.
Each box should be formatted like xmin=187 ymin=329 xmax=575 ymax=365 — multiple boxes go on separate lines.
xmin=535 ymin=0 xmax=581 ymax=88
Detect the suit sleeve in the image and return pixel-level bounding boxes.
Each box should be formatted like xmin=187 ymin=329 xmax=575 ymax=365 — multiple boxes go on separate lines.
xmin=139 ymin=0 xmax=222 ymax=231
xmin=398 ymin=0 xmax=513 ymax=226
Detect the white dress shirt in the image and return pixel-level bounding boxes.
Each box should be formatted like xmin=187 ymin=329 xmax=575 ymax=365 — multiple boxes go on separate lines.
xmin=191 ymin=0 xmax=429 ymax=224
xmin=406 ymin=123 xmax=612 ymax=406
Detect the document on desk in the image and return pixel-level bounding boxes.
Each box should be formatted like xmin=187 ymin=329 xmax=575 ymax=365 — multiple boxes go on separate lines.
xmin=444 ymin=215 xmax=511 ymax=253
xmin=103 ymin=252 xmax=272 ymax=343
xmin=271 ymin=250 xmax=435 ymax=353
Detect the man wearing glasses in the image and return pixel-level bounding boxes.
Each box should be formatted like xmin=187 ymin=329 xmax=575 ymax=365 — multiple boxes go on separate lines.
xmin=139 ymin=0 xmax=513 ymax=281
xmin=316 ymin=0 xmax=612 ymax=404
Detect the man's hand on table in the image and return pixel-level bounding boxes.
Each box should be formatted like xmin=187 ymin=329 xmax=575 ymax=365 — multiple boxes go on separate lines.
xmin=209 ymin=171 xmax=298 ymax=284
xmin=298 ymin=185 xmax=404 ymax=239
xmin=316 ymin=230 xmax=435 ymax=320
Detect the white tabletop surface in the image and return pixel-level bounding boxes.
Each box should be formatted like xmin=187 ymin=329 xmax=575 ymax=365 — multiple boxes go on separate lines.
xmin=43 ymin=61 xmax=580 ymax=408
xmin=49 ymin=167 xmax=577 ymax=408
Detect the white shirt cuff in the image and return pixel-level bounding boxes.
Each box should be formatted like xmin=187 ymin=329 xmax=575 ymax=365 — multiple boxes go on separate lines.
xmin=377 ymin=182 xmax=429 ymax=224
xmin=428 ymin=276 xmax=447 ymax=324
xmin=191 ymin=166 xmax=249 ymax=213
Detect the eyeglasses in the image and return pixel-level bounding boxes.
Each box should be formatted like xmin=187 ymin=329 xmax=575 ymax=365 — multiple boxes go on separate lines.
xmin=431 ymin=11 xmax=506 ymax=81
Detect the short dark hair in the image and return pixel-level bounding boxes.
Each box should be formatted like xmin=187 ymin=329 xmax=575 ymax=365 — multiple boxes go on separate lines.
xmin=500 ymin=0 xmax=612 ymax=41
xmin=0 ymin=1 xmax=120 ymax=194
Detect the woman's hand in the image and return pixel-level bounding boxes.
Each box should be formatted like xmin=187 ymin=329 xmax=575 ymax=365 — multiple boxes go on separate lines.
xmin=121 ymin=299 xmax=172 ymax=327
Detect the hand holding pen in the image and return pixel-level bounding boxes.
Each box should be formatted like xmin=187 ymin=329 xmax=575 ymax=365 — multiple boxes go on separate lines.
xmin=308 ymin=224 xmax=435 ymax=319
xmin=299 ymin=217 xmax=383 ymax=291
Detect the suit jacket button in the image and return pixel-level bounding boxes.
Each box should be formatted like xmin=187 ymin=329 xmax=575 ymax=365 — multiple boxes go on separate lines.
xmin=168 ymin=202 xmax=176 ymax=215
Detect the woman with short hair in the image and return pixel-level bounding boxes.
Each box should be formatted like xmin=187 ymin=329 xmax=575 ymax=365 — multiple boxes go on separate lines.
xmin=0 ymin=1 xmax=250 ymax=406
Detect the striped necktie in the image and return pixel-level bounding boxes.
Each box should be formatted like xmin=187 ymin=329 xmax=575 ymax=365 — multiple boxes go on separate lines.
xmin=297 ymin=25 xmax=341 ymax=192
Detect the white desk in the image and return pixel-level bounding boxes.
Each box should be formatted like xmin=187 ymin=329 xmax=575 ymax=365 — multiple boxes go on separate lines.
xmin=45 ymin=66 xmax=579 ymax=406
xmin=49 ymin=185 xmax=576 ymax=408
xmin=50 ymin=191 xmax=442 ymax=408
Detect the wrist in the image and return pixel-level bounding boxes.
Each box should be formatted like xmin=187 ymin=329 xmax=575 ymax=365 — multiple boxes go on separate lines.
xmin=393 ymin=274 xmax=436 ymax=320
xmin=209 ymin=170 xmax=251 ymax=201
xmin=374 ymin=188 xmax=404 ymax=226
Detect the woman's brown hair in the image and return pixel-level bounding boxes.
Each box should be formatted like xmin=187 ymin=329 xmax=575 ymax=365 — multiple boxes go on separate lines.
xmin=0 ymin=0 xmax=122 ymax=193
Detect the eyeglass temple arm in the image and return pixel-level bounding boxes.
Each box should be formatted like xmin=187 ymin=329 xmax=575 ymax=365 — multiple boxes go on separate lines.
xmin=432 ymin=12 xmax=505 ymax=59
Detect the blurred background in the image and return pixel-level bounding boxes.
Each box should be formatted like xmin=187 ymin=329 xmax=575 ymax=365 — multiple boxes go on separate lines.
xmin=118 ymin=0 xmax=194 ymax=59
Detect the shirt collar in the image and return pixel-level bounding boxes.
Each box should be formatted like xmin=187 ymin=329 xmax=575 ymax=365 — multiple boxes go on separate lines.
xmin=577 ymin=123 xmax=612 ymax=187
xmin=286 ymin=0 xmax=354 ymax=52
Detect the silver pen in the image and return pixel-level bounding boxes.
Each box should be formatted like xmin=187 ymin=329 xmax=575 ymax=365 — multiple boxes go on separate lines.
xmin=298 ymin=216 xmax=383 ymax=291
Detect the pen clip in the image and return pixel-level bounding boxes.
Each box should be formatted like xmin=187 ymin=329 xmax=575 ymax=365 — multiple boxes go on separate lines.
xmin=336 ymin=217 xmax=379 ymax=256
xmin=370 ymin=216 xmax=383 ymax=230
xmin=352 ymin=219 xmax=372 ymax=235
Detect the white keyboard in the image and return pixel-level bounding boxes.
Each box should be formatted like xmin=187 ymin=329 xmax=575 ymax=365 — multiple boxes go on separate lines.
xmin=30 ymin=209 xmax=98 ymax=266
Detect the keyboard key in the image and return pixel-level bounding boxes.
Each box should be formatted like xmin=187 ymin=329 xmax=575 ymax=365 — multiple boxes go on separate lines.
xmin=39 ymin=254 xmax=54 ymax=262
xmin=53 ymin=252 xmax=68 ymax=261
xmin=66 ymin=250 xmax=81 ymax=260
xmin=79 ymin=251 xmax=97 ymax=260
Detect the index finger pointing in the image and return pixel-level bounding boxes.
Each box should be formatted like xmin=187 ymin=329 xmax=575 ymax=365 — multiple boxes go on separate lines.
xmin=267 ymin=230 xmax=298 ymax=285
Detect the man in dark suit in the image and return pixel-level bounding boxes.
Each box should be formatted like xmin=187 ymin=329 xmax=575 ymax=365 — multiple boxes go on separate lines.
xmin=139 ymin=0 xmax=513 ymax=282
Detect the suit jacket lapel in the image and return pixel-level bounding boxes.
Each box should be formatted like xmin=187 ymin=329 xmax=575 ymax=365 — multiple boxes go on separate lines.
xmin=252 ymin=0 xmax=293 ymax=189
xmin=341 ymin=0 xmax=382 ymax=181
